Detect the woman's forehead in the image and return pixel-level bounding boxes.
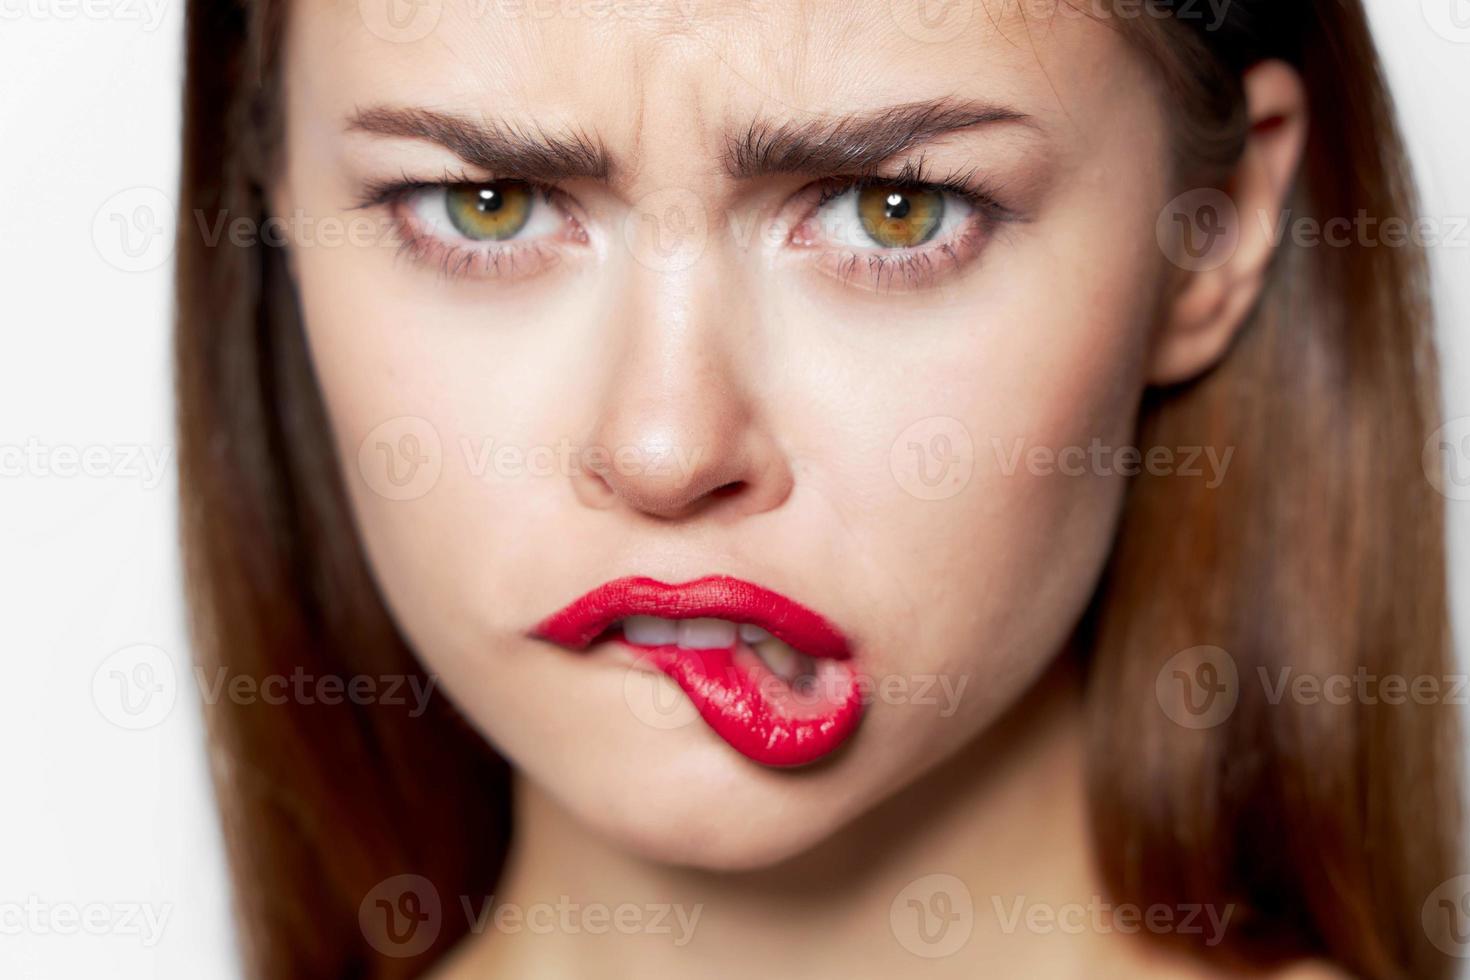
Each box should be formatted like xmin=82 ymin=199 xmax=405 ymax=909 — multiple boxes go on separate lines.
xmin=294 ymin=0 xmax=1142 ymax=142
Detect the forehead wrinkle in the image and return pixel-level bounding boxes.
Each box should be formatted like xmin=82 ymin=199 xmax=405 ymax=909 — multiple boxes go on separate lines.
xmin=611 ymin=2 xmax=851 ymax=166
xmin=613 ymin=32 xmax=733 ymax=192
xmin=622 ymin=42 xmax=650 ymax=185
xmin=318 ymin=0 xmax=1138 ymax=192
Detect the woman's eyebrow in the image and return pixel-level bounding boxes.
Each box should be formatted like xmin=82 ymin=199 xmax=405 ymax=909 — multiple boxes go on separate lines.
xmin=346 ymin=106 xmax=612 ymax=181
xmin=724 ymin=98 xmax=1038 ymax=178
xmin=345 ymin=97 xmax=1034 ymax=184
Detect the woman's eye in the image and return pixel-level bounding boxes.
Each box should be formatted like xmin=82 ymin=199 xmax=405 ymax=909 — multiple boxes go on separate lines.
xmin=407 ymin=180 xmax=562 ymax=243
xmin=815 ymin=183 xmax=973 ymax=250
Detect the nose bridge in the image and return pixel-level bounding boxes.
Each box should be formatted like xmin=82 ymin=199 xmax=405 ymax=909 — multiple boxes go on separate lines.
xmin=574 ymin=252 xmax=789 ymax=521
xmin=593 ymin=258 xmax=737 ymax=486
xmin=566 ymin=44 xmax=792 ymax=521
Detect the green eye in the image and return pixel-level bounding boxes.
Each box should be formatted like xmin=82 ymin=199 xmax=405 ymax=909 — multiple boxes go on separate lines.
xmin=857 ymin=185 xmax=945 ymax=248
xmin=446 ymin=182 xmax=534 ymax=241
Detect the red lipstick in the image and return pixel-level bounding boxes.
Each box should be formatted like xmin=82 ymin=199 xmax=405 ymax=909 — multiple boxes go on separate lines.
xmin=533 ymin=576 xmax=864 ymax=767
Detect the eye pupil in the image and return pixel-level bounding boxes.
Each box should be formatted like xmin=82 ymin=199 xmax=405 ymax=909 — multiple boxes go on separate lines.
xmin=883 ymin=192 xmax=910 ymax=219
xmin=474 ymin=187 xmax=505 ymax=213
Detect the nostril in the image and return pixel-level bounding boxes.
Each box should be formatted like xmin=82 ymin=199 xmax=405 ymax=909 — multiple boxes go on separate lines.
xmin=710 ymin=481 xmax=745 ymax=498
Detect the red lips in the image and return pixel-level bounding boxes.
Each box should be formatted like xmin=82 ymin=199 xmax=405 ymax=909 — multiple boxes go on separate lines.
xmin=532 ymin=576 xmax=864 ymax=767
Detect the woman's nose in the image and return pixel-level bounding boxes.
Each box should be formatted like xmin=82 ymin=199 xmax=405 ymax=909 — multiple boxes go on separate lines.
xmin=569 ymin=262 xmax=793 ymax=523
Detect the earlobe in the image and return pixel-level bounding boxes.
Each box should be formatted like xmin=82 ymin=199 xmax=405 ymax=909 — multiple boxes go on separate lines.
xmin=1149 ymin=60 xmax=1310 ymax=387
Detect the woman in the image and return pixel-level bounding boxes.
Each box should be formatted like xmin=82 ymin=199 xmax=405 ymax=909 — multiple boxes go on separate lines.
xmin=175 ymin=0 xmax=1463 ymax=976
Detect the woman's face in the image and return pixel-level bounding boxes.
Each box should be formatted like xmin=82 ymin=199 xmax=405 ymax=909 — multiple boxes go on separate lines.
xmin=276 ymin=0 xmax=1175 ymax=867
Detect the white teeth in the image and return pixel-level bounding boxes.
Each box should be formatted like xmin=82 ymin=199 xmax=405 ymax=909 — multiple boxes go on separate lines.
xmin=623 ymin=615 xmax=678 ymax=646
xmin=738 ymin=624 xmax=772 ymax=644
xmin=752 ymin=637 xmax=815 ymax=684
xmin=677 ymin=617 xmax=738 ymax=650
xmin=753 ymin=638 xmax=799 ymax=680
xmin=620 ymin=617 xmax=811 ymax=679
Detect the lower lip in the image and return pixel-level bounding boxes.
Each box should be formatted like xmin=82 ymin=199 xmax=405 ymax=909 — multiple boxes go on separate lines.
xmin=617 ymin=636 xmax=864 ymax=768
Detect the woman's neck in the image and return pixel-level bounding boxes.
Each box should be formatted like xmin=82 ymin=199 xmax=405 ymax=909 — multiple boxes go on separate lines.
xmin=442 ymin=656 xmax=1208 ymax=978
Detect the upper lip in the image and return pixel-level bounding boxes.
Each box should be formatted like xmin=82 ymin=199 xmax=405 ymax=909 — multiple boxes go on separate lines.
xmin=531 ymin=575 xmax=852 ymax=661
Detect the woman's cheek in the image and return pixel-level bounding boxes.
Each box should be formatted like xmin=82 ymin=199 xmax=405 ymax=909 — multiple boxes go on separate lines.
xmin=806 ymin=251 xmax=1154 ymax=693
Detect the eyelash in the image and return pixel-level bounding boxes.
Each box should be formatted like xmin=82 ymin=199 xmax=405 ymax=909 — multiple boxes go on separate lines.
xmin=352 ymin=162 xmax=1017 ymax=289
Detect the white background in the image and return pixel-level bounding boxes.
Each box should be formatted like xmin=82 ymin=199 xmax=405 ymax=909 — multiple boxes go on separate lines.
xmin=0 ymin=1 xmax=1466 ymax=976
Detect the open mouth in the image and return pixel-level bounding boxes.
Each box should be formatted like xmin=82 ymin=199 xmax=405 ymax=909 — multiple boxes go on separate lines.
xmin=532 ymin=576 xmax=865 ymax=767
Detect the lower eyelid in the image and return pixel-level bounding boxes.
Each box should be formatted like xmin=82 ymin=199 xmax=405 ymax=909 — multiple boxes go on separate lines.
xmin=806 ymin=221 xmax=992 ymax=291
xmin=397 ymin=231 xmax=563 ymax=281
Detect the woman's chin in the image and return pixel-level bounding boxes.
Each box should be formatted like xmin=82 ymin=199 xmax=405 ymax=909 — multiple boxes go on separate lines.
xmin=579 ymin=800 xmax=852 ymax=873
xmin=515 ymin=734 xmax=878 ymax=873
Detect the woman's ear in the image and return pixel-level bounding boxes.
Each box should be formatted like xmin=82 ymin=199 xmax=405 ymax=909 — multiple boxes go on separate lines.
xmin=1149 ymin=59 xmax=1309 ymax=386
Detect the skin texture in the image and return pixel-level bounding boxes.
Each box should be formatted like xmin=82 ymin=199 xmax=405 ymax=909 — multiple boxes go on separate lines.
xmin=273 ymin=0 xmax=1311 ymax=974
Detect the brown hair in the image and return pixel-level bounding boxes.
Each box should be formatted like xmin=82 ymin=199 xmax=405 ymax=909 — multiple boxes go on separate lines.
xmin=175 ymin=0 xmax=1461 ymax=976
